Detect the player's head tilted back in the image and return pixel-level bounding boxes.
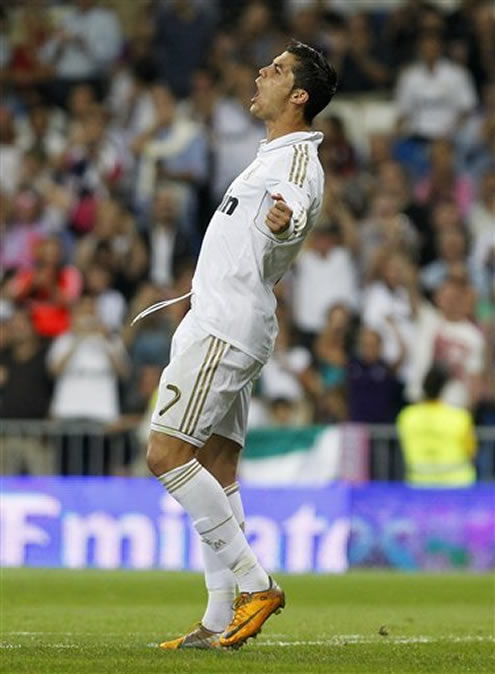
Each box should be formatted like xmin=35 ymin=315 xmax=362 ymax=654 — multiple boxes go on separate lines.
xmin=250 ymin=39 xmax=338 ymax=127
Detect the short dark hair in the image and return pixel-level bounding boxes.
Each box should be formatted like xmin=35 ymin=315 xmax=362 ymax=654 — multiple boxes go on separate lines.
xmin=286 ymin=39 xmax=338 ymax=124
xmin=423 ymin=363 xmax=450 ymax=399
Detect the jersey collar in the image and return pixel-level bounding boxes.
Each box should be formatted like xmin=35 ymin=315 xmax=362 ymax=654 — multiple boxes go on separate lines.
xmin=258 ymin=131 xmax=324 ymax=154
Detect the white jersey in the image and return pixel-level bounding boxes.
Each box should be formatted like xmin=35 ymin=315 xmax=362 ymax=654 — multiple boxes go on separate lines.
xmin=191 ymin=130 xmax=324 ymax=363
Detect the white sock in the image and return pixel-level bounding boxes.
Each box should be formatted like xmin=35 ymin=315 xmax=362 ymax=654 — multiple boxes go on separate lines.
xmin=200 ymin=482 xmax=245 ymax=632
xmin=158 ymin=459 xmax=269 ymax=594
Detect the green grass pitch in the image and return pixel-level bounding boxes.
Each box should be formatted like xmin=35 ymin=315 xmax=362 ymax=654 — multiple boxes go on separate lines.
xmin=1 ymin=569 xmax=493 ymax=673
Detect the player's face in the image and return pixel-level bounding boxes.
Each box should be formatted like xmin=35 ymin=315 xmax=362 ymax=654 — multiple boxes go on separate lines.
xmin=250 ymin=51 xmax=298 ymax=121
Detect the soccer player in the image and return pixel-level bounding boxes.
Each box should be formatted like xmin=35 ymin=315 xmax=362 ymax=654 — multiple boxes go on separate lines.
xmin=146 ymin=40 xmax=338 ymax=650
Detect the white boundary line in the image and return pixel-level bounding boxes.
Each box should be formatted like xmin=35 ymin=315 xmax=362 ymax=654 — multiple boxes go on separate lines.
xmin=2 ymin=633 xmax=494 ymax=650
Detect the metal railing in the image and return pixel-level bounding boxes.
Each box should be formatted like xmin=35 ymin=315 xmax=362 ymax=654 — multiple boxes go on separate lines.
xmin=1 ymin=419 xmax=494 ymax=481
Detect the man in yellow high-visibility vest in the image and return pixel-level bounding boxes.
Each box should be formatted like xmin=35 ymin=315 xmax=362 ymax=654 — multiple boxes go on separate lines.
xmin=397 ymin=363 xmax=477 ymax=487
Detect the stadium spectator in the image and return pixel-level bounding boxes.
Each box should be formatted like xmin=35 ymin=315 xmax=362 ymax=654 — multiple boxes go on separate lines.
xmin=131 ymin=82 xmax=208 ymax=241
xmin=398 ymin=363 xmax=477 ymax=487
xmin=421 ymin=228 xmax=470 ymax=294
xmin=0 ymin=106 xmax=22 ymax=196
xmin=234 ymin=1 xmax=283 ymax=70
xmin=0 ymin=309 xmax=54 ymax=475
xmin=362 ymin=251 xmax=419 ymax=382
xmin=75 ymin=198 xmax=148 ymax=299
xmin=467 ymin=168 xmax=495 ymax=245
xmin=358 ymin=191 xmax=419 ymax=276
xmin=210 ymin=63 xmax=265 ymax=203
xmin=312 ymin=304 xmax=354 ymax=423
xmin=333 ymin=13 xmax=391 ymax=94
xmin=152 ymin=0 xmax=216 ymax=99
xmin=414 ymin=139 xmax=474 ymax=218
xmin=258 ymin=309 xmax=314 ymax=425
xmin=407 ymin=278 xmax=484 ymax=409
xmin=347 ymin=325 xmax=404 ymax=424
xmin=292 ymin=221 xmax=358 ymax=348
xmin=47 ymin=295 xmax=129 ymax=423
xmin=39 ymin=0 xmax=123 ymax=106
xmin=5 ymin=236 xmax=82 ymax=338
xmin=143 ymin=184 xmax=195 ymax=289
xmin=0 ymin=188 xmax=47 ymax=273
xmin=395 ymin=31 xmax=477 ymax=143
xmin=84 ymin=263 xmax=126 ymax=334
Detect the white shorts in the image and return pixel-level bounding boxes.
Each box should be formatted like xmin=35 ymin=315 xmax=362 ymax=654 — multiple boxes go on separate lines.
xmin=151 ymin=311 xmax=262 ymax=447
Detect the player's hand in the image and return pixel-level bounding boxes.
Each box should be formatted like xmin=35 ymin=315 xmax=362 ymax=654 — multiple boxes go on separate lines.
xmin=265 ymin=193 xmax=292 ymax=235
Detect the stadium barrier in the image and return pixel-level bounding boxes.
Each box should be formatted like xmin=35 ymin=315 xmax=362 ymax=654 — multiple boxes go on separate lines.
xmin=1 ymin=420 xmax=494 ymax=480
xmin=1 ymin=477 xmax=493 ymax=572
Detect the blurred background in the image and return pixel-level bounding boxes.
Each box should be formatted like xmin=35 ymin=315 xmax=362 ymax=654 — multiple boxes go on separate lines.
xmin=0 ymin=0 xmax=494 ymax=573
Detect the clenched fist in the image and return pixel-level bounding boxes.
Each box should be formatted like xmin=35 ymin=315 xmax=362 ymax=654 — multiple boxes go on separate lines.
xmin=265 ymin=193 xmax=292 ymax=235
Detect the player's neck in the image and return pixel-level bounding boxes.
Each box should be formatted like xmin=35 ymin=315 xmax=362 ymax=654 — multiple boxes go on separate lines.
xmin=265 ymin=117 xmax=311 ymax=143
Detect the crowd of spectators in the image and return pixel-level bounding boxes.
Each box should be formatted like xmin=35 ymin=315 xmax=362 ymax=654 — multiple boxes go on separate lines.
xmin=0 ymin=0 xmax=493 ymax=473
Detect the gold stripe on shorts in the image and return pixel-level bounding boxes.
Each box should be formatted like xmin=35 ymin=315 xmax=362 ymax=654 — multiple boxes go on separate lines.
xmin=179 ymin=337 xmax=218 ymax=434
xmin=183 ymin=339 xmax=227 ymax=437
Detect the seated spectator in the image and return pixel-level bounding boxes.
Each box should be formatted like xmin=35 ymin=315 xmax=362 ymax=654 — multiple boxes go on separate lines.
xmin=363 ymin=251 xmax=419 ymax=382
xmin=6 ymin=236 xmax=82 ymax=338
xmin=421 ymin=228 xmax=470 ymax=294
xmin=414 ymin=139 xmax=474 ymax=218
xmin=292 ymin=221 xmax=358 ymax=348
xmin=396 ymin=31 xmax=477 ymax=142
xmin=398 ymin=363 xmax=477 ymax=487
xmin=0 ymin=309 xmax=54 ymax=475
xmin=347 ymin=325 xmax=404 ymax=424
xmin=407 ymin=278 xmax=484 ymax=409
xmin=47 ymin=295 xmax=129 ymax=423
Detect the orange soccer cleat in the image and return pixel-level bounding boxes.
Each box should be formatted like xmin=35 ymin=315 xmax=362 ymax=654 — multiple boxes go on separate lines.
xmin=159 ymin=623 xmax=221 ymax=650
xmin=219 ymin=578 xmax=285 ymax=649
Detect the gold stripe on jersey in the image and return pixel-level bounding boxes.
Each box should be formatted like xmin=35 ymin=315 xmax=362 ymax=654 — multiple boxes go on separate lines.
xmin=295 ymin=144 xmax=309 ymax=188
xmin=288 ymin=145 xmax=301 ymax=183
xmin=184 ymin=339 xmax=227 ymax=437
xmin=291 ymin=144 xmax=305 ymax=187
xmin=179 ymin=337 xmax=218 ymax=434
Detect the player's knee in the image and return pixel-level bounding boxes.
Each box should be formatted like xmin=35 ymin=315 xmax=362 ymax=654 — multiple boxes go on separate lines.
xmin=146 ymin=432 xmax=196 ymax=476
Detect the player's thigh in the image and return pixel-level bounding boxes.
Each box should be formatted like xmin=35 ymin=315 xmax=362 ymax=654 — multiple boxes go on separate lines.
xmin=213 ymin=381 xmax=253 ymax=449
